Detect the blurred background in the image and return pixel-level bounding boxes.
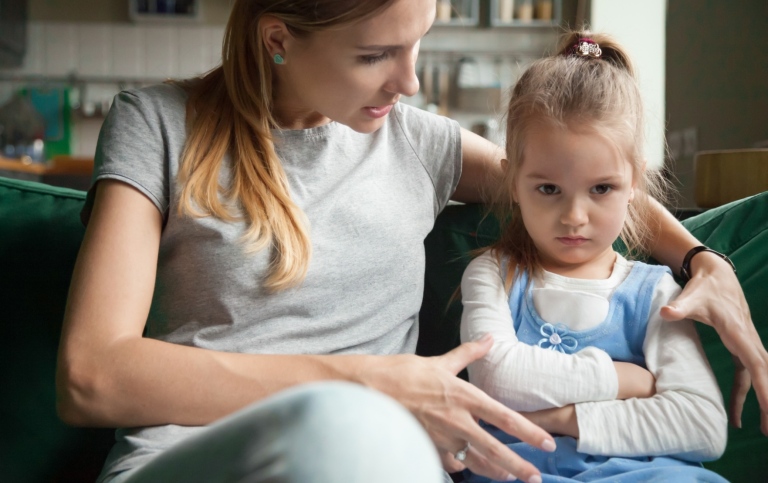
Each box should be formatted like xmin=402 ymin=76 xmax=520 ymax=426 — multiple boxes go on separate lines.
xmin=0 ymin=0 xmax=766 ymax=209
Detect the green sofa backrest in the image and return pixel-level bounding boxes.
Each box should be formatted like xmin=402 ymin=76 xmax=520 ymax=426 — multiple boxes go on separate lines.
xmin=1 ymin=175 xmax=766 ymax=481
xmin=0 ymin=177 xmax=113 ymax=482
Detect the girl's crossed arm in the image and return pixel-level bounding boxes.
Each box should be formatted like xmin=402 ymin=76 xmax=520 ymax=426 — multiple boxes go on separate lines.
xmin=460 ymin=252 xmax=653 ymax=412
xmin=569 ymin=274 xmax=728 ymax=461
xmin=461 ymin=253 xmax=727 ymax=461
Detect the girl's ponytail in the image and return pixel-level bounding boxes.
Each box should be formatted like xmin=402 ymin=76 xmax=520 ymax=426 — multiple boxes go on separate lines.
xmin=556 ymin=31 xmax=636 ymax=78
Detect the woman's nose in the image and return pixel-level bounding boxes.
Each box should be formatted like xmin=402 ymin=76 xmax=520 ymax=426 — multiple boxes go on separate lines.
xmin=386 ymin=46 xmax=420 ymax=97
xmin=397 ymin=66 xmax=420 ymax=97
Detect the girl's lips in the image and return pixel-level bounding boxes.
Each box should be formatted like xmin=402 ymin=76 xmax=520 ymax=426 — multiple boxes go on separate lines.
xmin=557 ymin=237 xmax=588 ymax=246
xmin=363 ymin=104 xmax=394 ymax=119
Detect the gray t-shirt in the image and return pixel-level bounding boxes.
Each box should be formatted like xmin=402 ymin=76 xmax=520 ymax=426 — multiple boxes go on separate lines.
xmin=86 ymin=84 xmax=461 ymax=476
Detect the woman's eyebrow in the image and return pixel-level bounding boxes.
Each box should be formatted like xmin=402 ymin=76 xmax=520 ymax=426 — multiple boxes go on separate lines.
xmin=356 ymin=44 xmax=402 ymax=51
xmin=356 ymin=28 xmax=431 ymax=51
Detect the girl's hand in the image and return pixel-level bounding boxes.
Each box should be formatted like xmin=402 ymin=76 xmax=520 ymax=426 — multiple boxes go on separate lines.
xmin=660 ymin=251 xmax=768 ymax=435
xmin=614 ymin=361 xmax=656 ymax=400
xmin=519 ymin=405 xmax=579 ymax=438
xmin=356 ymin=335 xmax=556 ymax=483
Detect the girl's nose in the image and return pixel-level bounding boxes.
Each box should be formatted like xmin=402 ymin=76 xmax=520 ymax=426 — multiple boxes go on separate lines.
xmin=561 ymin=198 xmax=588 ymax=226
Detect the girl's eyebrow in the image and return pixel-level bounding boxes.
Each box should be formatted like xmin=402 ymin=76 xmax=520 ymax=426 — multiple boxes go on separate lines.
xmin=597 ymin=177 xmax=623 ymax=183
xmin=589 ymin=174 xmax=625 ymax=183
xmin=523 ymin=173 xmax=552 ymax=180
xmin=523 ymin=173 xmax=624 ymax=182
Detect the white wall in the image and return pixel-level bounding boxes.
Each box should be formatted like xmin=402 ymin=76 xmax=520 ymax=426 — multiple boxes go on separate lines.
xmin=2 ymin=22 xmax=225 ymax=82
xmin=0 ymin=21 xmax=226 ymax=156
xmin=590 ymin=0 xmax=667 ymax=169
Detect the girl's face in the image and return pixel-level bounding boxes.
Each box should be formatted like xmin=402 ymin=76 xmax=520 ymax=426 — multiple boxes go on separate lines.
xmin=513 ymin=123 xmax=637 ymax=279
xmin=272 ymin=0 xmax=435 ymax=132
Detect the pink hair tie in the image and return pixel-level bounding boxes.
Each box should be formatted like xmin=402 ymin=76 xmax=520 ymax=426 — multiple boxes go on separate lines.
xmin=570 ymin=38 xmax=602 ymax=58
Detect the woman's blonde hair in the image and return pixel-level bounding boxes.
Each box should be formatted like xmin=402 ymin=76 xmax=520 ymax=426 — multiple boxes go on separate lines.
xmin=489 ymin=31 xmax=669 ymax=286
xmin=172 ymin=0 xmax=395 ymax=292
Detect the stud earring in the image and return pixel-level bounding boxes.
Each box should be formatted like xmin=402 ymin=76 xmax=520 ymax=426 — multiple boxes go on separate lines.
xmin=273 ymin=53 xmax=285 ymax=65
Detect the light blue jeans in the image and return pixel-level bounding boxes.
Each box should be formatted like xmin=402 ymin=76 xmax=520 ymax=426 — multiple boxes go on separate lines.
xmin=103 ymin=381 xmax=448 ymax=483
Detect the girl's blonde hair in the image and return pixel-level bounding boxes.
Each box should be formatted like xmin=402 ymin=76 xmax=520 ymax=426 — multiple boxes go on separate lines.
xmin=172 ymin=0 xmax=395 ymax=292
xmin=489 ymin=31 xmax=668 ymax=285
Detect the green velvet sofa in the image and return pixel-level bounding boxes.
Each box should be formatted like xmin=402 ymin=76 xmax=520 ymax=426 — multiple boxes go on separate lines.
xmin=1 ymin=175 xmax=766 ymax=482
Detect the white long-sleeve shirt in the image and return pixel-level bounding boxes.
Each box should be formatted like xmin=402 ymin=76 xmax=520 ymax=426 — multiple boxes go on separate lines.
xmin=460 ymin=251 xmax=727 ymax=461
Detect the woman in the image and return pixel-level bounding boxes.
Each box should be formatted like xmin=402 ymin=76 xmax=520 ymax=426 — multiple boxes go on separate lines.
xmin=56 ymin=1 xmax=767 ymax=482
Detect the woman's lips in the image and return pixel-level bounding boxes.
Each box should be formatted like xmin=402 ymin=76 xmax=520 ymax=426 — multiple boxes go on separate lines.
xmin=557 ymin=237 xmax=588 ymax=246
xmin=363 ymin=104 xmax=394 ymax=118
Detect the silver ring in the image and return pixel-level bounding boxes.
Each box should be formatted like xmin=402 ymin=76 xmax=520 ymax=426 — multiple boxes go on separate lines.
xmin=454 ymin=441 xmax=471 ymax=462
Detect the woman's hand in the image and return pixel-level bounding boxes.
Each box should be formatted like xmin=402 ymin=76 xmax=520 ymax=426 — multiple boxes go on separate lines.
xmin=660 ymin=251 xmax=768 ymax=435
xmin=356 ymin=334 xmax=556 ymax=483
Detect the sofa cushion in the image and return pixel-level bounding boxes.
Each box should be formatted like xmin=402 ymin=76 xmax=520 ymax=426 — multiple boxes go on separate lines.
xmin=0 ymin=176 xmax=112 ymax=483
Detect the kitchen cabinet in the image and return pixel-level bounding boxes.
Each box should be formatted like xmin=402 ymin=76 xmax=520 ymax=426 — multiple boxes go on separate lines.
xmin=431 ymin=1 xmax=563 ymax=28
xmin=129 ymin=0 xmax=200 ymax=22
xmin=0 ymin=0 xmax=27 ymax=68
xmin=434 ymin=0 xmax=481 ymax=27
xmin=490 ymin=0 xmax=562 ymax=27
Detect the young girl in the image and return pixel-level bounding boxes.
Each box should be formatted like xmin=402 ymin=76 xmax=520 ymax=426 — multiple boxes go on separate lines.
xmin=460 ymin=32 xmax=729 ymax=482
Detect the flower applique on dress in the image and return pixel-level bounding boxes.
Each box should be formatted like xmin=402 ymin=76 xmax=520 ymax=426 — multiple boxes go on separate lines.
xmin=538 ymin=323 xmax=578 ymax=353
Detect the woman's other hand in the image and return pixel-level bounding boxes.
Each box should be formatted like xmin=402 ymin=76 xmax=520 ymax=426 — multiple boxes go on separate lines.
xmin=356 ymin=334 xmax=555 ymax=483
xmin=660 ymin=251 xmax=768 ymax=435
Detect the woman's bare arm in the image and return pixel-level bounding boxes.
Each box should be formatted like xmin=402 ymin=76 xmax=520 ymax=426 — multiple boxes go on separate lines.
xmin=452 ymin=128 xmax=504 ymax=203
xmin=647 ymin=197 xmax=768 ymax=435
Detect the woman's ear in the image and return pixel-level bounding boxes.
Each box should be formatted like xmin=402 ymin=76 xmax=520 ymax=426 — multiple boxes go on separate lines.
xmin=259 ymin=15 xmax=292 ymax=61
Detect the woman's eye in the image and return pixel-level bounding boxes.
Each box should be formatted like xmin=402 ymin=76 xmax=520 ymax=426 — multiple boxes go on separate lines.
xmin=591 ymin=184 xmax=613 ymax=195
xmin=360 ymin=52 xmax=390 ymax=65
xmin=537 ymin=185 xmax=560 ymax=195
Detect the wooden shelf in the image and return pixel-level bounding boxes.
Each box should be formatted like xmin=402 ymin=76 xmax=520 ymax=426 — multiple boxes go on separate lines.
xmin=0 ymin=157 xmax=46 ymax=175
xmin=489 ymin=0 xmax=562 ymax=27
xmin=434 ymin=0 xmax=481 ymax=27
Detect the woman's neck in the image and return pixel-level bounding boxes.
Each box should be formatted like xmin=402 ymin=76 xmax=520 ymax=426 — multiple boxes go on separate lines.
xmin=272 ymin=96 xmax=331 ymax=130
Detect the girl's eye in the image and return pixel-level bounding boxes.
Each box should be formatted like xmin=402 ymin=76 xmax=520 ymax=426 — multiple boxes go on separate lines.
xmin=591 ymin=184 xmax=613 ymax=195
xmin=537 ymin=185 xmax=560 ymax=195
xmin=360 ymin=51 xmax=390 ymax=65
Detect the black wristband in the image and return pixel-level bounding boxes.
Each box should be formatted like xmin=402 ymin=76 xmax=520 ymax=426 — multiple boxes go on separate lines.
xmin=680 ymin=245 xmax=736 ymax=282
